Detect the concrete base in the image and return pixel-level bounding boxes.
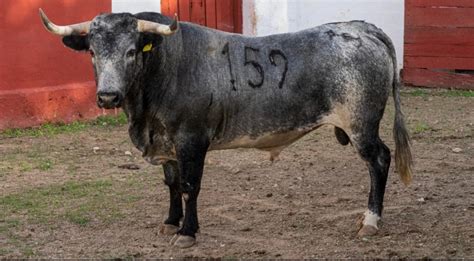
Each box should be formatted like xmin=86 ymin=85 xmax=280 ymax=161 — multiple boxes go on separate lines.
xmin=0 ymin=82 xmax=109 ymax=130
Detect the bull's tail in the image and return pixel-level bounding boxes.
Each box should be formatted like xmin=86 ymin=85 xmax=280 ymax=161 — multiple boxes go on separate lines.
xmin=392 ymin=73 xmax=413 ymax=185
xmin=372 ymin=27 xmax=413 ymax=185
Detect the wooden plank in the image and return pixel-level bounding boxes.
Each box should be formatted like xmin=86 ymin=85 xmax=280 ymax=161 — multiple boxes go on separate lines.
xmin=161 ymin=0 xmax=170 ymax=16
xmin=403 ymin=68 xmax=474 ymax=90
xmin=406 ymin=7 xmax=474 ymax=27
xmin=190 ymin=0 xmax=205 ymax=25
xmin=161 ymin=0 xmax=178 ymax=18
xmin=179 ymin=0 xmax=191 ymax=21
xmin=205 ymin=0 xmax=217 ymax=29
xmin=216 ymin=0 xmax=234 ymax=32
xmin=405 ymin=44 xmax=474 ymax=58
xmin=405 ymin=27 xmax=474 ymax=45
xmin=407 ymin=0 xmax=474 ymax=8
xmin=169 ymin=0 xmax=178 ymax=17
xmin=405 ymin=56 xmax=474 ymax=70
xmin=233 ymin=0 xmax=243 ymax=33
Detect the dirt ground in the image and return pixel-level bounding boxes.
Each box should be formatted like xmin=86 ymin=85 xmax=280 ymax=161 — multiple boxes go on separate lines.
xmin=0 ymin=88 xmax=473 ymax=258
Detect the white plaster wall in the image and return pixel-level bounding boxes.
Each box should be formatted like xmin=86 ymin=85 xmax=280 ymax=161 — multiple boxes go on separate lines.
xmin=242 ymin=0 xmax=257 ymax=35
xmin=253 ymin=0 xmax=289 ymax=35
xmin=112 ymin=0 xmax=161 ymax=14
xmin=243 ymin=0 xmax=405 ymax=68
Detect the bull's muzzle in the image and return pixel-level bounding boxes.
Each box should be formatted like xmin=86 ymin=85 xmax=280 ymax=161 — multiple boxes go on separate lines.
xmin=97 ymin=91 xmax=122 ymax=109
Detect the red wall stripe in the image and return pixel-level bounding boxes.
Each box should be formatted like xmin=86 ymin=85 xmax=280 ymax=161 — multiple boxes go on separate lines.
xmin=205 ymin=0 xmax=217 ymax=28
xmin=0 ymin=0 xmax=112 ymax=129
xmin=407 ymin=0 xmax=474 ymax=7
xmin=403 ymin=68 xmax=474 ymax=90
xmin=178 ymin=0 xmax=191 ymax=21
xmin=404 ymin=0 xmax=474 ymax=89
xmin=162 ymin=0 xmax=242 ymax=33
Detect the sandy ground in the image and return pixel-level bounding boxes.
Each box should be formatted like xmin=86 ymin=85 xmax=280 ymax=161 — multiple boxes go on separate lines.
xmin=0 ymin=89 xmax=473 ymax=258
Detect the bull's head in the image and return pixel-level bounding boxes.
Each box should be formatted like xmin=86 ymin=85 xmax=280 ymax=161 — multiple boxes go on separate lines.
xmin=39 ymin=9 xmax=178 ymax=109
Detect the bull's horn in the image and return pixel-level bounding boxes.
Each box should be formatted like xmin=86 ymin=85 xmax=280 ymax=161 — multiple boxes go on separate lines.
xmin=137 ymin=14 xmax=178 ymax=35
xmin=39 ymin=8 xmax=91 ymax=36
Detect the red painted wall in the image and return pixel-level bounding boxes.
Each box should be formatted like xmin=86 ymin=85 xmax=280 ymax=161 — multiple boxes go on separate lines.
xmin=404 ymin=0 xmax=474 ymax=90
xmin=161 ymin=0 xmax=242 ymax=33
xmin=0 ymin=0 xmax=111 ymax=130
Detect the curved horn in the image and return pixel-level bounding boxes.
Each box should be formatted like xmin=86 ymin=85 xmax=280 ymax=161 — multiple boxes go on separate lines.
xmin=137 ymin=14 xmax=178 ymax=36
xmin=39 ymin=8 xmax=91 ymax=36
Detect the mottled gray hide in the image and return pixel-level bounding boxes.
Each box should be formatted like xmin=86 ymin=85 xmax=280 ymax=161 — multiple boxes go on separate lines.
xmin=73 ymin=12 xmax=397 ymax=166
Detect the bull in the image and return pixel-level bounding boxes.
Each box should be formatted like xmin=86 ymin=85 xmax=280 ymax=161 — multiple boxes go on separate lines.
xmin=39 ymin=9 xmax=413 ymax=248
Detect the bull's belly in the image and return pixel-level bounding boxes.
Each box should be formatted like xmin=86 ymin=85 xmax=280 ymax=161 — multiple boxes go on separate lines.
xmin=208 ymin=105 xmax=353 ymax=160
xmin=209 ymin=126 xmax=318 ymax=161
xmin=144 ymin=129 xmax=312 ymax=165
xmin=142 ymin=105 xmax=350 ymax=164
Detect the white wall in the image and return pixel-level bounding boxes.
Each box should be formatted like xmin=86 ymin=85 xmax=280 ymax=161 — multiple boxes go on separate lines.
xmin=243 ymin=0 xmax=405 ymax=68
xmin=112 ymin=0 xmax=161 ymax=13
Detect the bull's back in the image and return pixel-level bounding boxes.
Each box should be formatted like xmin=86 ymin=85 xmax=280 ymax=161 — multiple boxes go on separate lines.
xmin=178 ymin=21 xmax=394 ymax=150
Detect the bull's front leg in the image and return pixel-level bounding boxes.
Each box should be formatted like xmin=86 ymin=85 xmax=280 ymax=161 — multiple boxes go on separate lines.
xmin=169 ymin=134 xmax=209 ymax=248
xmin=160 ymin=161 xmax=183 ymax=235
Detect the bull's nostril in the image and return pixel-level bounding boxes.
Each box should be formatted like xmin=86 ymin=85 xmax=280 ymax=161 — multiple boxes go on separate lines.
xmin=97 ymin=92 xmax=121 ymax=108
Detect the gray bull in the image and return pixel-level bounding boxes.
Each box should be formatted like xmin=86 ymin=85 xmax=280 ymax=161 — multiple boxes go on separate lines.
xmin=40 ymin=9 xmax=413 ymax=248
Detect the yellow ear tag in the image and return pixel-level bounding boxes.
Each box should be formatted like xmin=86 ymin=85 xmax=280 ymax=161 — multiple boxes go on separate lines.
xmin=143 ymin=43 xmax=153 ymax=52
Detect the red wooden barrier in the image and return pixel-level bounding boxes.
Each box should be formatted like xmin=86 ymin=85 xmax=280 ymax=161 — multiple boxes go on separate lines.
xmin=161 ymin=0 xmax=242 ymax=33
xmin=0 ymin=0 xmax=112 ymax=130
xmin=404 ymin=0 xmax=474 ymax=89
xmin=205 ymin=0 xmax=217 ymax=28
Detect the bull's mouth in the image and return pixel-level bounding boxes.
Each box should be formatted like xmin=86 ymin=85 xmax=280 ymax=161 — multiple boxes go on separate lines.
xmin=144 ymin=155 xmax=175 ymax=165
xmin=97 ymin=102 xmax=122 ymax=109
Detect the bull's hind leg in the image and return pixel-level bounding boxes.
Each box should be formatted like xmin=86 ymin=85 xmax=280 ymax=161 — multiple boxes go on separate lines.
xmin=160 ymin=161 xmax=183 ymax=235
xmin=352 ymin=131 xmax=391 ymax=237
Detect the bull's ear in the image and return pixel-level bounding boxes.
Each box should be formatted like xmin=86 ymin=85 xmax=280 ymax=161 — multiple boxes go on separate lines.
xmin=62 ymin=35 xmax=89 ymax=51
xmin=140 ymin=33 xmax=162 ymax=53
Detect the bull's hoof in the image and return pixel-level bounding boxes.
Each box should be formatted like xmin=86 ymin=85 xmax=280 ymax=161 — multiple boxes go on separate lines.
xmin=170 ymin=234 xmax=196 ymax=248
xmin=356 ymin=210 xmax=380 ymax=237
xmin=358 ymin=225 xmax=378 ymax=237
xmin=159 ymin=224 xmax=180 ymax=235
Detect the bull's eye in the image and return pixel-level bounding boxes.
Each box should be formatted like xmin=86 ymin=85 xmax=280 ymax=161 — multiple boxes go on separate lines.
xmin=126 ymin=49 xmax=137 ymax=58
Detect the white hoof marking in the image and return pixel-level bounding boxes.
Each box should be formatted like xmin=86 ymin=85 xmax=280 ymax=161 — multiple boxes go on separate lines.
xmin=362 ymin=210 xmax=380 ymax=229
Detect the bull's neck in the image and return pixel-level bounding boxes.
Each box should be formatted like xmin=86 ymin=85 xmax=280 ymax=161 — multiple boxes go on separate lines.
xmin=125 ymin=31 xmax=183 ymax=117
xmin=122 ymin=32 xmax=183 ymax=151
